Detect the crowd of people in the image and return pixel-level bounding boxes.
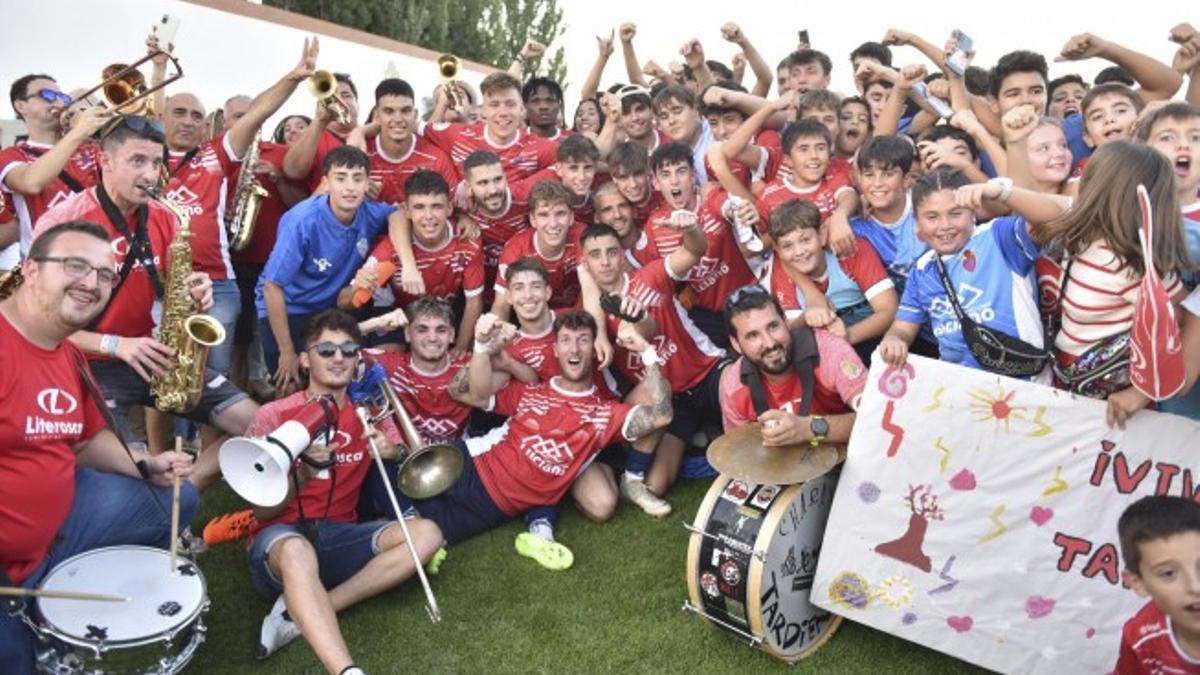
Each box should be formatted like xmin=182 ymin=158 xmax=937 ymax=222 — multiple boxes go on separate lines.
xmin=2 ymin=17 xmax=1200 ymax=675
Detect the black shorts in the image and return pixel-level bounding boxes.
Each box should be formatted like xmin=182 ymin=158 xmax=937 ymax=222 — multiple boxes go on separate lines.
xmin=90 ymin=359 xmax=249 ymax=441
xmin=667 ymin=357 xmax=733 ymax=447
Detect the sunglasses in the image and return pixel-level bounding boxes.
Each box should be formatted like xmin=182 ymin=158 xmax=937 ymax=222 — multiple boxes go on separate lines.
xmin=101 ymin=115 xmax=166 ymax=143
xmin=727 ymin=284 xmax=769 ymax=307
xmin=25 ymin=88 xmax=73 ymax=107
xmin=31 ymin=256 xmax=119 ymax=287
xmin=309 ymin=341 xmax=361 ymax=358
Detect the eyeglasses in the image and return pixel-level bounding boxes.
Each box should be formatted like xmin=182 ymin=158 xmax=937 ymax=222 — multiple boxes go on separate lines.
xmin=101 ymin=115 xmax=166 ymax=143
xmin=23 ymin=88 xmax=73 ymax=107
xmin=727 ymin=284 xmax=769 ymax=307
xmin=31 ymin=256 xmax=119 ymax=287
xmin=309 ymin=341 xmax=361 ymax=358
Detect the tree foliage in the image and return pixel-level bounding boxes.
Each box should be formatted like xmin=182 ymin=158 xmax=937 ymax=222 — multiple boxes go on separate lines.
xmin=266 ymin=0 xmax=567 ymax=84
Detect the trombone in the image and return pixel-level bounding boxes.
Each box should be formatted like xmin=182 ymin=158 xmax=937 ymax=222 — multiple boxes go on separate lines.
xmin=364 ymin=372 xmax=464 ymax=500
xmin=74 ymin=50 xmax=183 ymax=118
xmin=308 ymin=70 xmax=352 ymax=126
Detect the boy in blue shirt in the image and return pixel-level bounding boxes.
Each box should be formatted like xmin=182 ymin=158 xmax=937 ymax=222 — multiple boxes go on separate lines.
xmin=257 ymin=145 xmax=399 ymax=395
xmin=850 ymin=136 xmax=923 ymax=294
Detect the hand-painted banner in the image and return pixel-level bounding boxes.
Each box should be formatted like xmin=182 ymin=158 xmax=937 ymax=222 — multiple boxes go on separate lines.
xmin=812 ymin=355 xmax=1200 ymax=674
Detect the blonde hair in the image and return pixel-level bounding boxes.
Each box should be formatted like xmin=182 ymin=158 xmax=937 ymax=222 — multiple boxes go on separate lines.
xmin=1043 ymin=141 xmax=1189 ymax=278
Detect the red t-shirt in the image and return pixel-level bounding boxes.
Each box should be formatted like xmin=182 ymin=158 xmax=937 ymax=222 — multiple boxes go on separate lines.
xmin=302 ymin=128 xmax=347 ymax=192
xmin=35 ymin=188 xmax=177 ymax=339
xmin=246 ymin=392 xmax=402 ymax=537
xmin=163 ymin=134 xmax=241 ymax=279
xmin=1116 ymin=600 xmax=1200 ymax=674
xmin=476 ymin=378 xmax=632 ymax=516
xmin=605 ymin=259 xmax=725 ymax=391
xmin=230 ymin=141 xmax=291 ymax=266
xmin=718 ymin=328 xmax=866 ymax=432
xmin=495 ymin=227 xmax=581 ymax=309
xmin=368 ymin=230 xmax=484 ymax=308
xmin=637 ymin=189 xmax=757 ymax=312
xmin=368 ymin=136 xmax=457 ymax=206
xmin=0 ymin=315 xmax=106 ymax=583
xmin=421 ymin=122 xmax=557 ymax=182
xmin=755 ymin=170 xmax=855 ymax=226
xmin=465 ymin=179 xmax=535 ymax=290
xmin=750 ymin=146 xmax=852 ymax=189
xmin=373 ymin=351 xmax=472 ymax=444
xmin=0 ymin=141 xmax=101 ymax=253
xmin=503 ymin=311 xmax=619 ymax=399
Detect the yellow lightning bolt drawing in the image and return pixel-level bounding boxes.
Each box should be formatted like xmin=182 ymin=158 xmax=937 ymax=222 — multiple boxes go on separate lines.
xmin=979 ymin=504 xmax=1008 ymax=543
xmin=935 ymin=437 xmax=951 ymax=474
xmin=1027 ymin=406 xmax=1052 ymax=437
xmin=924 ymin=386 xmax=945 ymax=412
xmin=1042 ymin=465 xmax=1069 ymax=496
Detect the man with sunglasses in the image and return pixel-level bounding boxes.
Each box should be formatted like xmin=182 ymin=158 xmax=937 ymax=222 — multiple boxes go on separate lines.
xmin=34 ymin=116 xmax=258 ymax=492
xmin=246 ymin=309 xmax=441 ymax=672
xmin=718 ymin=285 xmax=865 ymax=445
xmin=0 ymin=220 xmax=197 ymax=673
xmin=2 ymin=74 xmax=112 ymax=257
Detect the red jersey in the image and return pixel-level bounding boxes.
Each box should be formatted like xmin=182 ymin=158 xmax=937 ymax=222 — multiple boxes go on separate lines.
xmin=246 ymin=392 xmax=401 ymax=537
xmin=606 ymin=259 xmax=725 ymax=391
xmin=755 ymin=169 xmax=855 ymax=226
xmin=718 ymin=328 xmax=866 ymax=432
xmin=504 ymin=311 xmax=619 ymax=399
xmin=1116 ymin=601 xmax=1200 ymax=674
xmin=495 ymin=227 xmax=581 ymax=309
xmin=520 ymin=167 xmax=603 ymax=227
xmin=638 ymin=189 xmax=757 ymax=312
xmin=368 ymin=136 xmax=457 ymax=206
xmin=0 ymin=141 xmax=101 ymax=254
xmin=0 ymin=315 xmax=106 ymax=583
xmin=368 ymin=230 xmax=484 ymax=308
xmin=477 ymin=378 xmax=633 ymax=516
xmin=629 ymin=190 xmax=666 ymax=227
xmin=373 ymin=351 xmax=472 ymax=444
xmin=763 ymin=237 xmax=892 ymax=314
xmin=421 ymin=121 xmax=556 ymax=182
xmin=229 ymin=141 xmax=291 ymax=266
xmin=465 ymin=179 xmax=534 ymax=290
xmin=163 ymin=134 xmax=241 ymax=279
xmin=301 ymin=128 xmax=347 ymax=192
xmin=35 ymin=188 xmax=177 ymax=339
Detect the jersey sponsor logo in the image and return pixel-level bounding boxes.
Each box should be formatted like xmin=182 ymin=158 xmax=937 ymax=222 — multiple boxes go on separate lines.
xmin=519 ymin=434 xmax=574 ymax=476
xmin=164 ymin=186 xmax=205 ymax=216
xmin=312 ymin=258 xmax=333 ymax=273
xmin=691 ymin=256 xmax=730 ymax=292
xmin=417 ymin=416 xmax=459 ymax=440
xmin=37 ymin=388 xmax=78 ymax=415
xmin=626 ymin=334 xmax=678 ymax=372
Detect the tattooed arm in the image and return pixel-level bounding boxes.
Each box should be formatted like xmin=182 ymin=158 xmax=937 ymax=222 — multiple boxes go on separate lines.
xmin=616 ymin=321 xmax=674 ymax=439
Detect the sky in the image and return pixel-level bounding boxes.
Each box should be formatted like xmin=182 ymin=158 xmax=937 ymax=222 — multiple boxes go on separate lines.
xmin=0 ymin=0 xmax=1189 ymax=137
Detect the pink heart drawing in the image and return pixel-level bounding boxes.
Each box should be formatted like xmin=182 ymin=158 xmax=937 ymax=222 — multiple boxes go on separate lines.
xmin=949 ymin=469 xmax=976 ymax=491
xmin=1085 ymin=628 xmax=1096 ymax=639
xmin=1030 ymin=506 xmax=1054 ymax=526
xmin=947 ymin=616 xmax=973 ymax=633
xmin=1025 ymin=595 xmax=1056 ymax=619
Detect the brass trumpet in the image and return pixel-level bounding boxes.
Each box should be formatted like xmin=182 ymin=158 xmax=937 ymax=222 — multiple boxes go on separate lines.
xmin=308 ymin=70 xmax=351 ymax=126
xmin=74 ymin=51 xmax=183 ymax=117
xmin=437 ymin=54 xmax=462 ymax=110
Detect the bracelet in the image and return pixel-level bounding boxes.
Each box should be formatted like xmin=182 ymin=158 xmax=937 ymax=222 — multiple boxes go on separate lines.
xmin=515 ymin=54 xmax=526 ymax=64
xmin=639 ymin=348 xmax=660 ymax=367
xmin=474 ymin=340 xmax=491 ymax=355
xmin=100 ymin=334 xmax=119 ymax=357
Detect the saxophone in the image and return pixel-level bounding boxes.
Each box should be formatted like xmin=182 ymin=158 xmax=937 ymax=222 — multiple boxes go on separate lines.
xmin=226 ymin=137 xmax=269 ymax=252
xmin=147 ymin=187 xmax=227 ymax=413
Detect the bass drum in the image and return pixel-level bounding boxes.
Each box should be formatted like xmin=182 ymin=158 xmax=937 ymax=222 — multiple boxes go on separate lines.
xmin=685 ymin=473 xmax=840 ymax=662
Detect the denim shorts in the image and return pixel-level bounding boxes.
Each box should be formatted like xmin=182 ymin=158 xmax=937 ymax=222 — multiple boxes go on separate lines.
xmin=247 ymin=519 xmax=393 ymax=599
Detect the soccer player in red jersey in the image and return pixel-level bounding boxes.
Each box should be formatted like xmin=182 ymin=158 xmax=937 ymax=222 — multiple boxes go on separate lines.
xmin=1 ymin=74 xmax=108 ymax=257
xmin=0 ymin=221 xmax=196 ymax=672
xmin=361 ymin=79 xmax=457 ymax=206
xmin=424 ymin=72 xmax=557 ymax=182
xmin=522 ymin=77 xmax=570 ymax=142
xmin=580 ymin=222 xmax=729 ymax=506
xmin=1115 ymin=497 xmax=1200 ymax=675
xmin=459 ymin=151 xmax=534 ymax=294
xmin=717 ymin=285 xmax=863 ymax=437
xmin=34 ymin=117 xmax=258 ymax=491
xmin=283 ymin=72 xmax=361 ymax=192
xmin=349 ymin=170 xmax=484 ymax=354
xmin=592 ymin=183 xmax=644 ymax=259
xmin=529 ymin=134 xmax=603 ymax=226
xmin=493 ymin=181 xmax=581 ymax=318
xmin=245 ymin=309 xmax=441 ymax=673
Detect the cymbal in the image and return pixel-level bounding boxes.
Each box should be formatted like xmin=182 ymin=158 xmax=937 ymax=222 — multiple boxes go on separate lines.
xmin=706 ymin=423 xmax=846 ymax=485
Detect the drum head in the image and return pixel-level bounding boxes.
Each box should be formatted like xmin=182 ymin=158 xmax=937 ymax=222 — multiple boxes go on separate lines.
xmin=37 ymin=546 xmax=206 ymax=645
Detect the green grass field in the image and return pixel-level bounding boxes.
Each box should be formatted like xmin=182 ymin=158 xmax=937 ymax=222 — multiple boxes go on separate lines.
xmin=187 ymin=478 xmax=990 ymax=674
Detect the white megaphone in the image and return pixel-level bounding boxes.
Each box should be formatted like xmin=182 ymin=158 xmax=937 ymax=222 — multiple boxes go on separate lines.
xmin=219 ymin=396 xmax=340 ymax=506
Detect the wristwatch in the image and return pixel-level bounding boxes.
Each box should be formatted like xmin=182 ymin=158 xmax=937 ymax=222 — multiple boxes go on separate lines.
xmin=809 ymin=416 xmax=829 ymax=447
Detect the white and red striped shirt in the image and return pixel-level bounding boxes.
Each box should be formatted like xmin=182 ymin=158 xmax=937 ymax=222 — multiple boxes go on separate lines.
xmin=367 ymin=136 xmax=457 ymax=206
xmin=420 ymin=121 xmax=556 ymax=183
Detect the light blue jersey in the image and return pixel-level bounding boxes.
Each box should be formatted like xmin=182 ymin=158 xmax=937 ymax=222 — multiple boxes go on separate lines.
xmin=850 ymin=196 xmax=927 ymax=296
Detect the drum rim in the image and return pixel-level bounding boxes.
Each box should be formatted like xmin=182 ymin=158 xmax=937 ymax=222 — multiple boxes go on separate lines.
xmin=35 ymin=545 xmax=209 ymax=649
xmin=685 ymin=474 xmax=732 ymax=614
xmin=746 ymin=475 xmax=842 ymax=663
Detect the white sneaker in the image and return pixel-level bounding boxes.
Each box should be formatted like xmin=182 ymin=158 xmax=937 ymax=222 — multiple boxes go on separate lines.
xmin=256 ymin=595 xmax=301 ymax=659
xmin=620 ymin=474 xmax=672 ymax=517
xmin=177 ymin=526 xmax=207 ymax=556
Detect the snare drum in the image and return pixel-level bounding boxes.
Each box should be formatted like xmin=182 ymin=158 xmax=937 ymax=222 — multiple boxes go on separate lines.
xmin=684 ymin=473 xmax=840 ymax=662
xmin=31 ymin=546 xmax=209 ymax=674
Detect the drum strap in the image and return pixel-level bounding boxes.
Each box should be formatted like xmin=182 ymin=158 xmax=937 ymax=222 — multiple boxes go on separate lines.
xmin=739 ymin=325 xmax=820 ymax=418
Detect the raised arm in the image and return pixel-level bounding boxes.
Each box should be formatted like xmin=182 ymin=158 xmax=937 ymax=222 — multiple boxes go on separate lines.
xmin=881 ymin=28 xmax=947 ymax=71
xmin=1170 ymin=24 xmax=1200 ymax=105
xmin=681 ymin=40 xmax=715 ymax=92
xmin=227 ymin=38 xmax=318 ymax=158
xmin=618 ymin=23 xmax=647 ymax=87
xmin=448 ymin=313 xmax=517 ymax=408
xmin=659 ymin=210 xmax=707 ymax=280
xmin=1058 ymin=33 xmax=1183 ymax=102
xmin=2 ymin=108 xmax=111 ymax=194
xmin=283 ymin=104 xmax=331 ymax=181
xmin=581 ymin=31 xmax=615 ymax=101
xmin=721 ymin=23 xmax=773 ymax=97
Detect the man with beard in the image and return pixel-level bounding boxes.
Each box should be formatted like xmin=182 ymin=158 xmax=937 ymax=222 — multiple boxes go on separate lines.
xmin=718 ymin=284 xmax=864 ymax=440
xmin=592 ymin=182 xmax=643 ymax=255
xmin=0 ymin=221 xmax=197 ymax=671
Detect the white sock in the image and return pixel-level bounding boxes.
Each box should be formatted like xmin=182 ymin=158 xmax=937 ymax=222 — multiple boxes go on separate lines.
xmin=528 ymin=518 xmax=555 ymax=542
xmin=624 ymin=470 xmax=645 ymax=482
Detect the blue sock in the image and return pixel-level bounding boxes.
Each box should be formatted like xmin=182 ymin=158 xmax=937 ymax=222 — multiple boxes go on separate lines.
xmin=625 ymin=446 xmax=653 ymax=478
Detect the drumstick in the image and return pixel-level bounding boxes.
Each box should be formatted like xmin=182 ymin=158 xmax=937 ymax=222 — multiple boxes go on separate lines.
xmin=169 ymin=437 xmax=182 ymax=574
xmin=0 ymin=587 xmax=128 ymax=602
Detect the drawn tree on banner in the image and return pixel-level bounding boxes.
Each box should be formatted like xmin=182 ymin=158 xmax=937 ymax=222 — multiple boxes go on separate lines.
xmin=875 ymin=484 xmax=945 ymax=573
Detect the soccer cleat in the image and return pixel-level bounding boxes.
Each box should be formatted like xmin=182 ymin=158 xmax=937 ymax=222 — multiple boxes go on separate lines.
xmin=425 ymin=547 xmax=448 ymax=575
xmin=202 ymin=509 xmax=255 ymax=546
xmin=256 ymin=594 xmax=302 ymax=659
xmin=619 ymin=474 xmax=672 ymax=517
xmin=177 ymin=526 xmax=208 ymax=556
xmin=514 ymin=532 xmax=574 ymax=571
